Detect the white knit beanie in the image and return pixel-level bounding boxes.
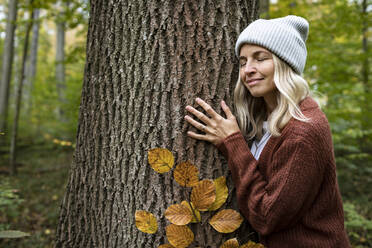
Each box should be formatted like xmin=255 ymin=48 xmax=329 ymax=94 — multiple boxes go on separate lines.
xmin=235 ymin=15 xmax=309 ymax=74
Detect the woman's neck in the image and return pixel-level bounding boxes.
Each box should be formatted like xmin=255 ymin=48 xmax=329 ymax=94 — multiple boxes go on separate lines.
xmin=264 ymin=94 xmax=277 ymax=114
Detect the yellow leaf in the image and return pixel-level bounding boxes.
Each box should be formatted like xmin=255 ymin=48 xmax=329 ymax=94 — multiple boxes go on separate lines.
xmin=240 ymin=241 xmax=265 ymax=248
xmin=135 ymin=210 xmax=158 ymax=234
xmin=191 ymin=179 xmax=216 ymax=211
xmin=220 ymin=238 xmax=239 ymax=248
xmin=166 ymin=224 xmax=194 ymax=248
xmin=209 ymin=176 xmax=228 ymax=211
xmin=148 ymin=148 xmax=174 ymax=173
xmin=165 ymin=204 xmax=193 ymax=225
xmin=181 ymin=201 xmax=201 ymax=223
xmin=158 ymin=244 xmax=174 ymax=248
xmin=209 ymin=209 xmax=243 ymax=233
xmin=173 ymin=161 xmax=199 ymax=187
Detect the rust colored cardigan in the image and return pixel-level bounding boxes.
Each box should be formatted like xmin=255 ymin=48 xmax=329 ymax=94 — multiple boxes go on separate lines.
xmin=217 ymin=97 xmax=351 ymax=248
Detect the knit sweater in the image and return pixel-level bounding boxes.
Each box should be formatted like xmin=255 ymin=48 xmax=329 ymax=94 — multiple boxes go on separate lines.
xmin=217 ymin=97 xmax=351 ymax=248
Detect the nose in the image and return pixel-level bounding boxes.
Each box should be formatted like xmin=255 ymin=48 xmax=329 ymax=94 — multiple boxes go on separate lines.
xmin=243 ymin=61 xmax=256 ymax=75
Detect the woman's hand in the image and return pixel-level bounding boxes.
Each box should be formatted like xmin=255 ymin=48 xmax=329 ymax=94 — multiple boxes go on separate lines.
xmin=184 ymin=98 xmax=240 ymax=146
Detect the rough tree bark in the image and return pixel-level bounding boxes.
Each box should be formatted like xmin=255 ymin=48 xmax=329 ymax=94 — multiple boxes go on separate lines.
xmin=0 ymin=0 xmax=18 ymax=133
xmin=56 ymin=1 xmax=259 ymax=247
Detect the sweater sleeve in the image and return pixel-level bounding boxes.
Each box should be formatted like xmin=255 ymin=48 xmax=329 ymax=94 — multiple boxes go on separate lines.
xmin=218 ymin=131 xmax=324 ymax=236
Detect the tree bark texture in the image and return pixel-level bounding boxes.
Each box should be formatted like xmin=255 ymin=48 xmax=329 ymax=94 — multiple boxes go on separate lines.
xmin=56 ymin=1 xmax=259 ymax=247
xmin=0 ymin=0 xmax=18 ymax=133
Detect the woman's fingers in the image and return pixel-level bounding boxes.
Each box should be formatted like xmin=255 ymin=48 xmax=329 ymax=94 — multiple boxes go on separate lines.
xmin=187 ymin=131 xmax=212 ymax=142
xmin=185 ymin=105 xmax=211 ymax=125
xmin=195 ymin=98 xmax=219 ymax=119
xmin=221 ymin=100 xmax=233 ymax=119
xmin=185 ymin=115 xmax=209 ymax=133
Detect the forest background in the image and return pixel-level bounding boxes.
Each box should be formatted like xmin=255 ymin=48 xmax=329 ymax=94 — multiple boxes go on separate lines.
xmin=0 ymin=0 xmax=371 ymax=247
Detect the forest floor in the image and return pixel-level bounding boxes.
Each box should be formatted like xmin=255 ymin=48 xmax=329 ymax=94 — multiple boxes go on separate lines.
xmin=0 ymin=142 xmax=371 ymax=247
xmin=0 ymin=143 xmax=72 ymax=248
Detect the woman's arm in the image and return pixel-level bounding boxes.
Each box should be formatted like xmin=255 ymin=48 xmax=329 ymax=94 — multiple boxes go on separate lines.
xmin=219 ymin=131 xmax=324 ymax=236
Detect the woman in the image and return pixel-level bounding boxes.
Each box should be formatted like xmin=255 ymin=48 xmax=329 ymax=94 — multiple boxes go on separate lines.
xmin=185 ymin=15 xmax=350 ymax=247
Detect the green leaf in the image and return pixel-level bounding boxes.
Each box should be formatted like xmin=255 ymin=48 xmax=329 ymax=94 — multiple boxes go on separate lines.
xmin=0 ymin=230 xmax=31 ymax=239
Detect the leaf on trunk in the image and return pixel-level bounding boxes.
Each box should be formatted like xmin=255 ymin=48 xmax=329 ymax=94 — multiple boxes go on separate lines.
xmin=148 ymin=148 xmax=174 ymax=173
xmin=220 ymin=238 xmax=239 ymax=248
xmin=165 ymin=204 xmax=193 ymax=225
xmin=173 ymin=161 xmax=199 ymax=187
xmin=158 ymin=244 xmax=175 ymax=248
xmin=240 ymin=241 xmax=265 ymax=248
xmin=181 ymin=201 xmax=201 ymax=223
xmin=0 ymin=230 xmax=30 ymax=239
xmin=135 ymin=210 xmax=158 ymax=234
xmin=191 ymin=179 xmax=216 ymax=211
xmin=166 ymin=224 xmax=194 ymax=248
xmin=208 ymin=176 xmax=228 ymax=211
xmin=209 ymin=209 xmax=243 ymax=233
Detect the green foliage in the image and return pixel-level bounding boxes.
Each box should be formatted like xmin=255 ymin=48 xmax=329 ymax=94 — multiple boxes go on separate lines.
xmin=0 ymin=180 xmax=23 ymax=231
xmin=0 ymin=145 xmax=72 ymax=247
xmin=344 ymin=202 xmax=372 ymax=247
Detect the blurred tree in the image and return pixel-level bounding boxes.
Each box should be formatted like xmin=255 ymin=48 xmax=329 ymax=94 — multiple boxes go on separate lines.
xmin=56 ymin=0 xmax=259 ymax=247
xmin=23 ymin=7 xmax=40 ymax=116
xmin=0 ymin=0 xmax=18 ymax=134
xmin=9 ymin=0 xmax=34 ymax=175
xmin=55 ymin=0 xmax=68 ymax=122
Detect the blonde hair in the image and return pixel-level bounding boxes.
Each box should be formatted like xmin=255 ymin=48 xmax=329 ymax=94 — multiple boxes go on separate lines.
xmin=234 ymin=54 xmax=310 ymax=139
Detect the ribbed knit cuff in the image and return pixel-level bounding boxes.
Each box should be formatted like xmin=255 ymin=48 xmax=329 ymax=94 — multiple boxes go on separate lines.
xmin=217 ymin=131 xmax=255 ymax=171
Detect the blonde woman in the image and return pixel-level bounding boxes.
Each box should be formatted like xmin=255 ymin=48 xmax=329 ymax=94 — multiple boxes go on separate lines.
xmin=185 ymin=15 xmax=351 ymax=247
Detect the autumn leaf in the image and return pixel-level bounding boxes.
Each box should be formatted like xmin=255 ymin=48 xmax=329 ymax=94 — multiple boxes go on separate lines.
xmin=158 ymin=244 xmax=174 ymax=248
xmin=135 ymin=210 xmax=158 ymax=234
xmin=209 ymin=176 xmax=228 ymax=211
xmin=148 ymin=148 xmax=174 ymax=173
xmin=220 ymin=238 xmax=239 ymax=248
xmin=191 ymin=179 xmax=216 ymax=211
xmin=165 ymin=204 xmax=193 ymax=225
xmin=240 ymin=241 xmax=265 ymax=248
xmin=209 ymin=209 xmax=243 ymax=233
xmin=173 ymin=161 xmax=199 ymax=187
xmin=181 ymin=201 xmax=201 ymax=223
xmin=166 ymin=224 xmax=194 ymax=248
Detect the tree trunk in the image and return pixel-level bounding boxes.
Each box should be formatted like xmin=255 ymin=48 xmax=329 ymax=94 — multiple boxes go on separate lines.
xmin=10 ymin=7 xmax=34 ymax=175
xmin=56 ymin=1 xmax=259 ymax=247
xmin=56 ymin=1 xmax=66 ymax=122
xmin=23 ymin=8 xmax=40 ymax=116
xmin=0 ymin=0 xmax=18 ymax=134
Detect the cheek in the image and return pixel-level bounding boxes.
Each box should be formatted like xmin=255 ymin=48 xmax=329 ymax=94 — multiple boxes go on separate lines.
xmin=239 ymin=69 xmax=244 ymax=79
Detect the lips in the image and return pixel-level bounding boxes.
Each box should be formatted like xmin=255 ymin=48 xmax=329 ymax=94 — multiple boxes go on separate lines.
xmin=246 ymin=78 xmax=264 ymax=86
